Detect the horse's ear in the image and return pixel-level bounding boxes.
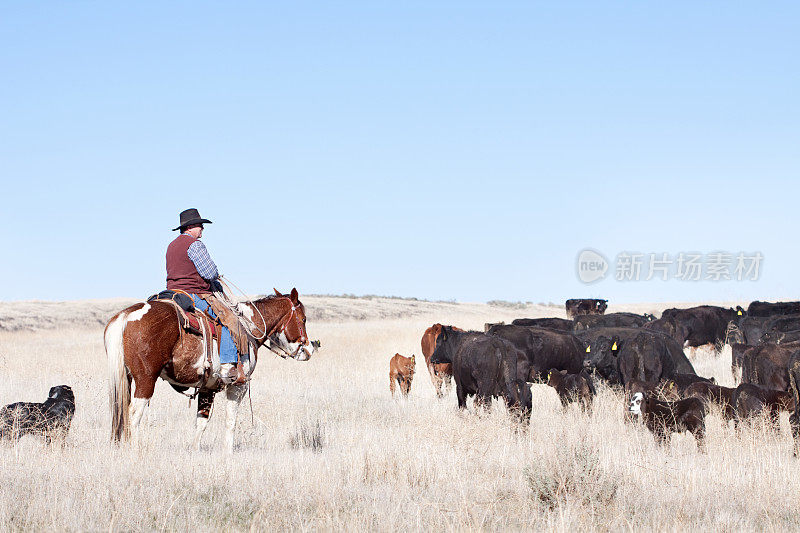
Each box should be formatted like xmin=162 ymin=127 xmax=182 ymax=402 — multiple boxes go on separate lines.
xmin=290 ymin=288 xmax=299 ymax=304
xmin=274 ymin=288 xmax=283 ymax=297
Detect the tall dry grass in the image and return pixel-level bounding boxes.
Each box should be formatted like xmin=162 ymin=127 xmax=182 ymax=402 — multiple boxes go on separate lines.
xmin=0 ymin=298 xmax=798 ymax=531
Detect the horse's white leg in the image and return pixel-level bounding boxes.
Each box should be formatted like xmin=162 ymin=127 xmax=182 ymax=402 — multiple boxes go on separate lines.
xmin=194 ymin=417 xmax=209 ymax=449
xmin=194 ymin=390 xmax=215 ymax=450
xmin=225 ymin=384 xmax=247 ymax=454
xmin=129 ymin=397 xmax=150 ymax=444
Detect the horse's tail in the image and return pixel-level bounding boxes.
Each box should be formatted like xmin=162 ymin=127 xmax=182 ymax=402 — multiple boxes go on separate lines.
xmin=105 ymin=311 xmax=130 ymax=442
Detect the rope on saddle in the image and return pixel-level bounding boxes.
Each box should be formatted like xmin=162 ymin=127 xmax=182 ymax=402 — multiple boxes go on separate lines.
xmin=215 ymin=276 xmax=269 ymax=342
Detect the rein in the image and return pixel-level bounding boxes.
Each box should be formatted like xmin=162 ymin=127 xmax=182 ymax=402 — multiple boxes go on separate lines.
xmin=216 ymin=277 xmax=269 ymax=341
xmin=216 ymin=277 xmax=305 ymax=358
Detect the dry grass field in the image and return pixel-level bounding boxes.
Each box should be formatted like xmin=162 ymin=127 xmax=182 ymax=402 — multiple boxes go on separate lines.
xmin=0 ymin=296 xmax=799 ymax=531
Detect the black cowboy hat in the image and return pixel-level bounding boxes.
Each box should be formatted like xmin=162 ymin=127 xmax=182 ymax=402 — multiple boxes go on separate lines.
xmin=172 ymin=208 xmax=213 ymax=231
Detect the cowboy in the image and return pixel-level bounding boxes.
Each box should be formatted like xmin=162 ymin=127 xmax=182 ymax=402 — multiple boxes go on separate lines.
xmin=166 ymin=208 xmax=245 ymax=384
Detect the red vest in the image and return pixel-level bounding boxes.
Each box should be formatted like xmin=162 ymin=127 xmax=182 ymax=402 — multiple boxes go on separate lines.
xmin=166 ymin=234 xmax=212 ymax=294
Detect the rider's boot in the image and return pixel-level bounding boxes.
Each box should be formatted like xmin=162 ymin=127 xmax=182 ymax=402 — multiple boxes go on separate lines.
xmin=217 ymin=362 xmax=247 ymax=385
xmin=233 ymin=362 xmax=247 ymax=386
xmin=218 ymin=363 xmax=237 ymax=384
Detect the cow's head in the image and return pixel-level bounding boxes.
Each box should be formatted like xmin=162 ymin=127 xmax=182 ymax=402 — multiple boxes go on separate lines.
xmin=760 ymin=330 xmax=785 ymax=344
xmin=430 ymin=326 xmax=456 ymax=365
xmin=628 ymin=392 xmax=644 ymax=415
xmin=504 ymin=379 xmax=533 ymax=428
xmin=546 ymin=368 xmax=564 ymax=386
xmin=582 ymin=348 xmax=594 ymax=372
xmin=587 ymin=335 xmax=621 ymax=380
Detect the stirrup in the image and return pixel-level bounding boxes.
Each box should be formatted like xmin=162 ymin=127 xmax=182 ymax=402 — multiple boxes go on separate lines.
xmin=232 ymin=363 xmax=248 ymax=386
xmin=215 ymin=363 xmax=248 ymax=385
xmin=214 ymin=363 xmax=237 ymax=384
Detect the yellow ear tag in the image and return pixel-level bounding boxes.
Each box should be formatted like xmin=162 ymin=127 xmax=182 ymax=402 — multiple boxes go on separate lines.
xmin=738 ymin=310 xmax=743 ymax=315
xmin=612 ymin=342 xmax=617 ymax=351
xmin=586 ymin=346 xmax=591 ymax=353
xmin=669 ymin=382 xmax=674 ymax=389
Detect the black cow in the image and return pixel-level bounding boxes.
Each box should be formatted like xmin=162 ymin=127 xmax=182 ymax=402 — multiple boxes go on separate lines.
xmin=546 ymin=368 xmax=596 ymax=412
xmin=628 ymin=392 xmax=706 ymax=451
xmin=0 ymin=385 xmax=75 ymax=444
xmin=763 ymin=314 xmax=800 ymax=333
xmin=617 ymin=333 xmax=689 ymax=386
xmin=625 ymin=379 xmax=681 ymax=402
xmin=747 ymin=301 xmax=800 ymax=318
xmin=484 ymin=321 xmax=505 ymax=332
xmin=579 ymin=327 xmax=696 ymax=386
xmin=741 ymin=343 xmax=800 ymax=391
xmin=760 ymin=330 xmax=800 ymax=345
xmin=626 ymin=374 xmax=714 ymax=402
xmin=725 ymin=316 xmax=772 ymax=346
xmin=565 ymin=299 xmax=607 ymax=319
xmin=486 ymin=324 xmax=585 ymax=382
xmin=573 ymin=312 xmax=655 ymax=331
xmin=649 ymin=306 xmax=743 ymax=354
xmin=684 ymin=382 xmax=736 ymax=421
xmin=510 ymin=317 xmax=574 ymax=331
xmin=758 ymin=315 xmax=800 ymax=344
xmin=731 ymin=383 xmax=795 ymax=428
xmin=430 ymin=327 xmax=532 ymax=424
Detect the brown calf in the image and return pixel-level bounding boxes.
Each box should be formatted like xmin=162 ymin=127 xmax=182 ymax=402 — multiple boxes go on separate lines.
xmin=389 ymin=353 xmax=415 ymax=398
xmin=628 ymin=392 xmax=706 ymax=451
xmin=546 ymin=368 xmax=595 ymax=412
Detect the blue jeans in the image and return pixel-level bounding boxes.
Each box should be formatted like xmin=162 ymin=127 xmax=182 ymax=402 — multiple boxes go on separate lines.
xmin=190 ymin=294 xmax=243 ymax=365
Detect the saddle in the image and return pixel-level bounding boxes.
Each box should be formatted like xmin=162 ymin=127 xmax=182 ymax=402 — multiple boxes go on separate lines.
xmin=147 ymin=290 xmax=216 ymax=337
xmin=147 ymin=290 xmax=250 ymax=385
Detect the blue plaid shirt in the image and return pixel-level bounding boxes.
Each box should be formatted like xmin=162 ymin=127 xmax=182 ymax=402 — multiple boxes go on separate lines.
xmin=184 ymin=233 xmax=219 ymax=281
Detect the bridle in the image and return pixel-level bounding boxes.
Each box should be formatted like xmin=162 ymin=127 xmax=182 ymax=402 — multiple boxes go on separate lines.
xmin=256 ymin=297 xmax=308 ymax=358
xmin=214 ymin=277 xmax=308 ymax=359
xmin=267 ymin=298 xmax=305 ymax=337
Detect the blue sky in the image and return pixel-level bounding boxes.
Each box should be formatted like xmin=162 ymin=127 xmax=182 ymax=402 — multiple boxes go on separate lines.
xmin=1 ymin=2 xmax=797 ymax=303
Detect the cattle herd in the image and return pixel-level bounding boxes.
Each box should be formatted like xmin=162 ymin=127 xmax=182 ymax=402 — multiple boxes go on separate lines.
xmin=391 ymin=298 xmax=800 ymax=454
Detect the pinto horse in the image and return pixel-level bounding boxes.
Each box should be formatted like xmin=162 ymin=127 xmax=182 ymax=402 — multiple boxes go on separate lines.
xmin=105 ymin=288 xmax=312 ymax=452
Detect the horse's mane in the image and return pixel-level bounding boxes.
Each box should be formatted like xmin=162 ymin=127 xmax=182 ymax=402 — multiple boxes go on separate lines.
xmin=250 ymin=294 xmax=304 ymax=307
xmin=253 ymin=294 xmax=280 ymax=302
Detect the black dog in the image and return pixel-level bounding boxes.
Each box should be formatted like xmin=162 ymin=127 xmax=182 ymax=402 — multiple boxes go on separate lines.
xmin=0 ymin=385 xmax=75 ymax=444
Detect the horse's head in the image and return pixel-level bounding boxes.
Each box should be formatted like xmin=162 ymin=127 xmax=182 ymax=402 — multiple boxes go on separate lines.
xmin=264 ymin=288 xmax=314 ymax=361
